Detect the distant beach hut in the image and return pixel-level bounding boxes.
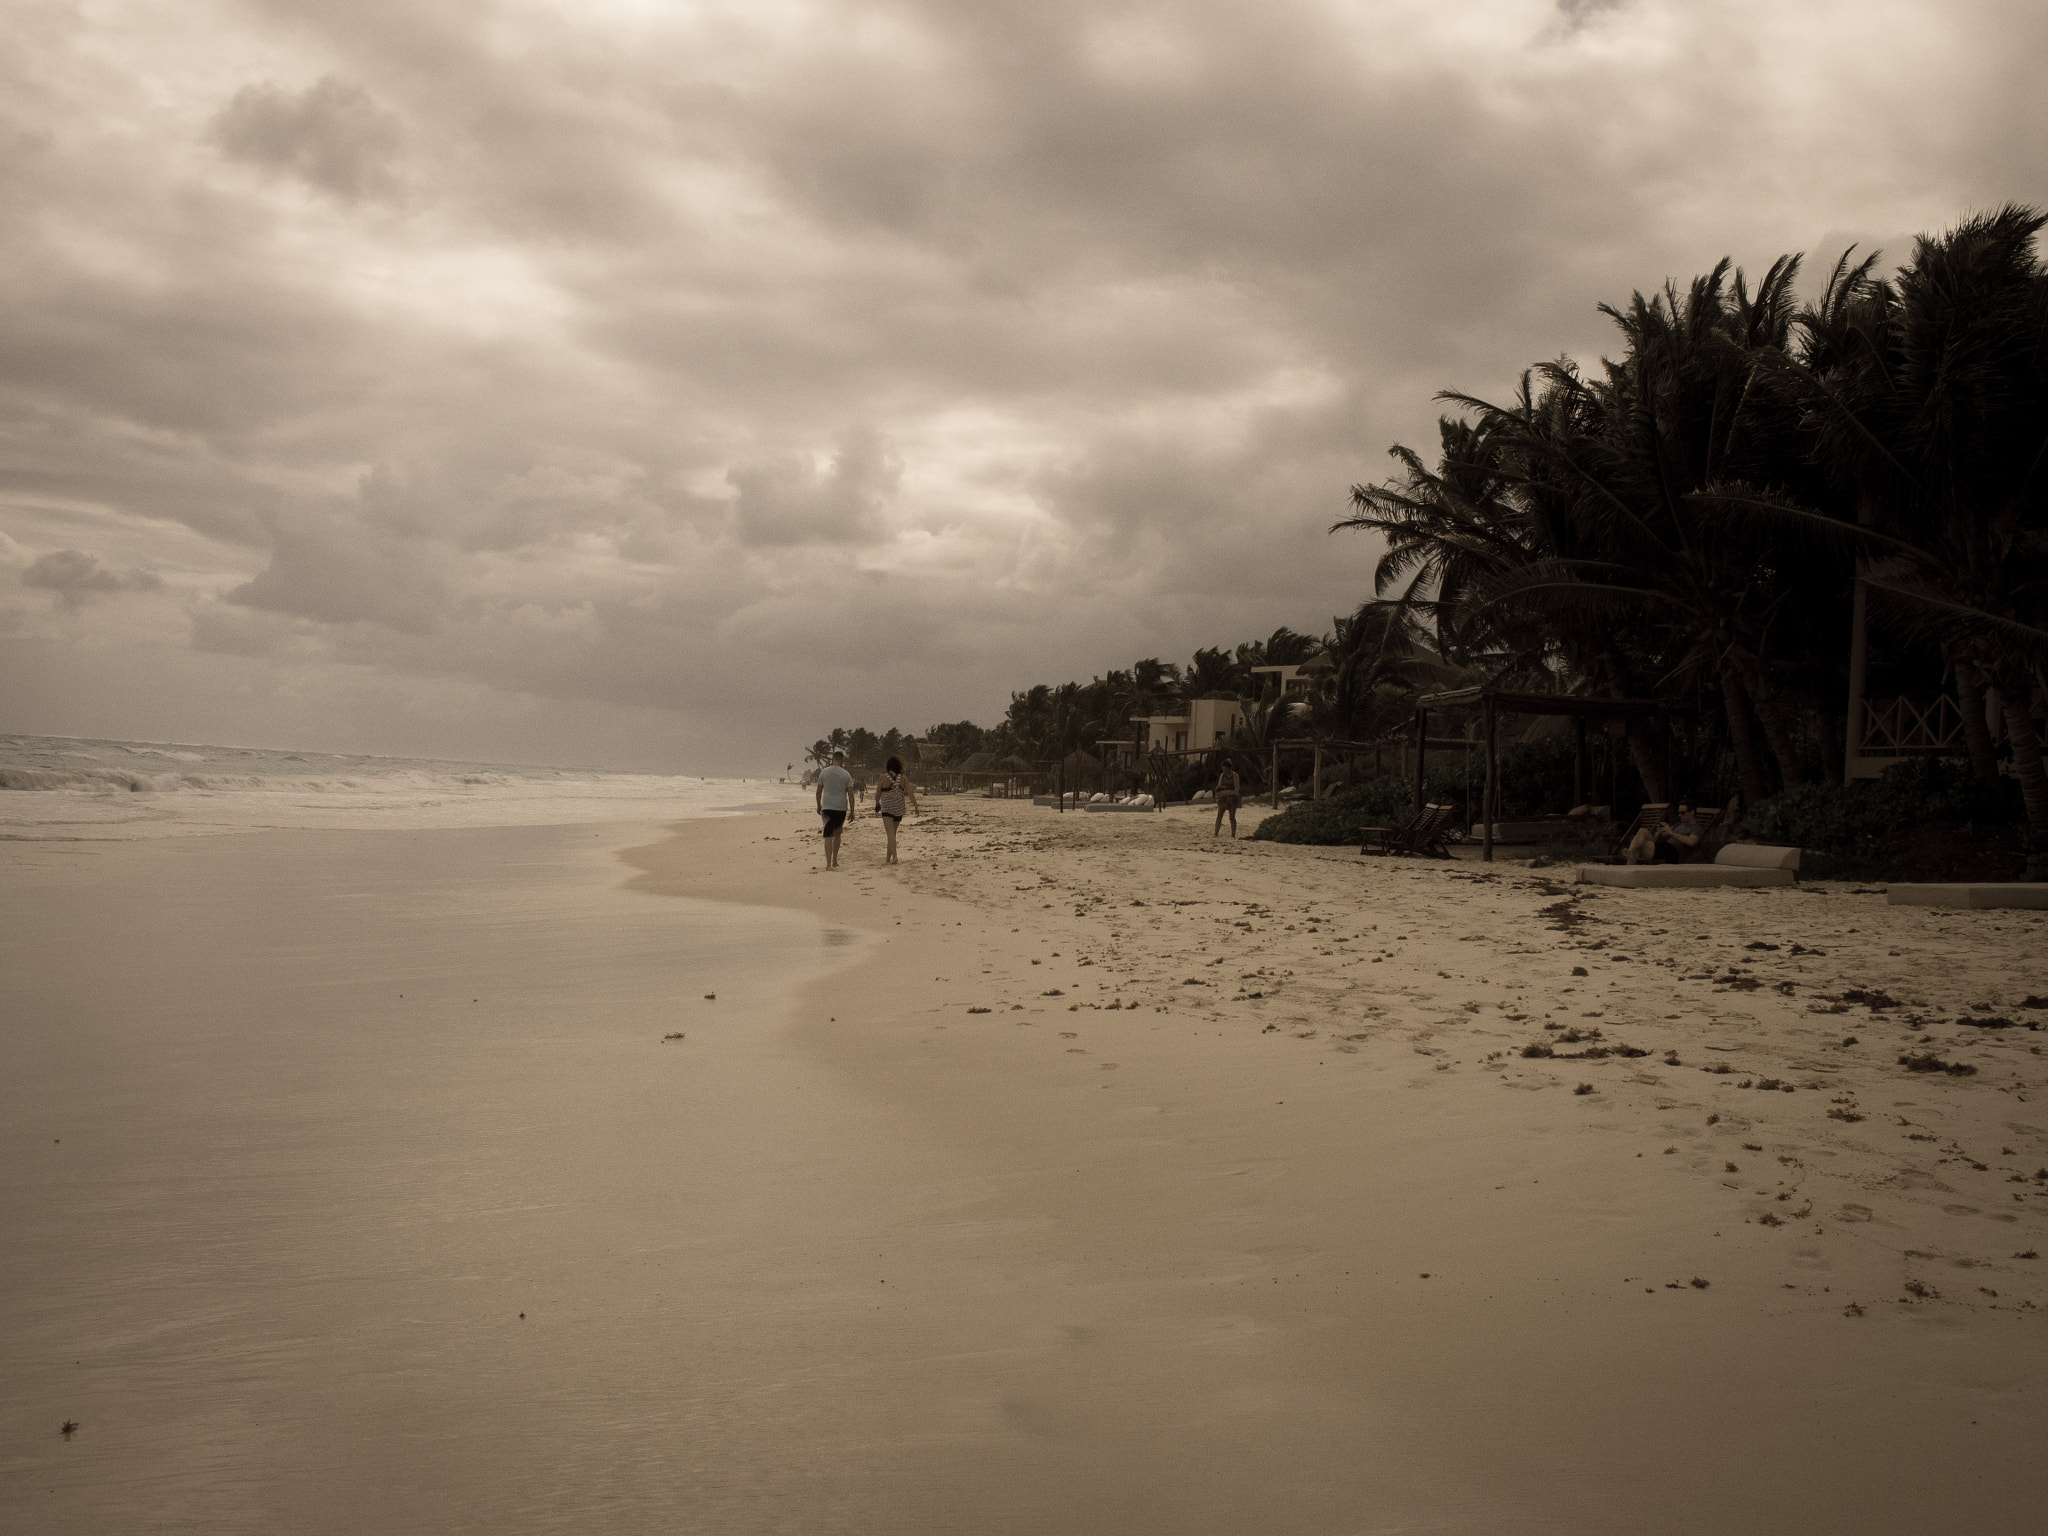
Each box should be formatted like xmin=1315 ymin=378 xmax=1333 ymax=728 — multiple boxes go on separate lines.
xmin=992 ymin=754 xmax=1038 ymax=797
xmin=938 ymin=749 xmax=999 ymax=795
xmin=1056 ymin=748 xmax=1102 ymax=793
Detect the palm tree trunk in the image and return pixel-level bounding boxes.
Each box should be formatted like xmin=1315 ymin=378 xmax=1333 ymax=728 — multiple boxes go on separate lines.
xmin=1743 ymin=669 xmax=1807 ymax=787
xmin=1996 ymin=684 xmax=2048 ymax=881
xmin=1813 ymin=694 xmax=1843 ymax=785
xmin=1952 ymin=657 xmax=2002 ymax=787
xmin=1720 ymin=664 xmax=1771 ymax=800
xmin=1796 ymin=651 xmax=1843 ymax=783
xmin=1623 ymin=720 xmax=1669 ymax=804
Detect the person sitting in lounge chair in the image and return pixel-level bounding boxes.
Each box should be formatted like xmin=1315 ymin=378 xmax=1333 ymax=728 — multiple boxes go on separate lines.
xmin=1624 ymin=802 xmax=1703 ymax=865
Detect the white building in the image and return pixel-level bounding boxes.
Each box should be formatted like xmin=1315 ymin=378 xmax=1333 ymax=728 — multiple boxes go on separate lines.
xmin=1130 ymin=697 xmax=1245 ymax=754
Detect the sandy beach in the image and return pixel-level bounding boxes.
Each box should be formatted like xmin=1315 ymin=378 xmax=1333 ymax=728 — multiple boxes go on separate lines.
xmin=5 ymin=801 xmax=2045 ymax=1533
xmin=630 ymin=796 xmax=2048 ymax=1531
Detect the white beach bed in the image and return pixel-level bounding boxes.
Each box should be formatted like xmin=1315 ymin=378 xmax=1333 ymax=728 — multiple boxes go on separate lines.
xmin=1574 ymin=843 xmax=1801 ymax=888
xmin=1887 ymin=882 xmax=2048 ymax=909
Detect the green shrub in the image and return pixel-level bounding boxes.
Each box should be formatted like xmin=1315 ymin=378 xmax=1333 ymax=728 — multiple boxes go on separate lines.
xmin=1740 ymin=757 xmax=2021 ymax=878
xmin=1744 ymin=757 xmax=2013 ymax=851
xmin=1251 ymin=772 xmax=1464 ymax=845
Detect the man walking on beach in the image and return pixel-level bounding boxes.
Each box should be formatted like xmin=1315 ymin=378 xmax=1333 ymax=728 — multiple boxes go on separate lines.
xmin=816 ymin=750 xmax=854 ymax=869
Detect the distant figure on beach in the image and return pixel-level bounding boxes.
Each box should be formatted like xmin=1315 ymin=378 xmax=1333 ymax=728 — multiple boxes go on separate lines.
xmin=1213 ymin=762 xmax=1242 ymax=839
xmin=1625 ymin=802 xmax=1702 ymax=865
xmin=816 ymin=750 xmax=854 ymax=869
xmin=874 ymin=756 xmax=920 ymax=864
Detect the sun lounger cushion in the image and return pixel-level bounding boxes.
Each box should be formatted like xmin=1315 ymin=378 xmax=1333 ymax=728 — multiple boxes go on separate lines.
xmin=1713 ymin=843 xmax=1801 ymax=872
xmin=1573 ymin=863 xmax=1795 ymax=888
xmin=1887 ymin=883 xmax=2048 ymax=909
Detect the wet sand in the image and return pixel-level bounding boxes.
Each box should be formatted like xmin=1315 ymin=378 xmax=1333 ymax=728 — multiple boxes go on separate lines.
xmin=4 ymin=807 xmax=2045 ymax=1533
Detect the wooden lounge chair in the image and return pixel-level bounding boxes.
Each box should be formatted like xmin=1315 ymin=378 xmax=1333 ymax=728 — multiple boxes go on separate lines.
xmin=1603 ymin=804 xmax=1724 ymax=865
xmin=1602 ymin=803 xmax=1668 ymax=862
xmin=1360 ymin=802 xmax=1457 ymax=859
xmin=1358 ymin=804 xmax=1424 ymax=855
xmin=1677 ymin=806 xmax=1725 ymax=861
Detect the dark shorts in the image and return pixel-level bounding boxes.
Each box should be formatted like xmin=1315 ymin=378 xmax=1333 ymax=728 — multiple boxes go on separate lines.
xmin=1650 ymin=839 xmax=1689 ymax=863
xmin=821 ymin=808 xmax=846 ymax=838
xmin=1217 ymin=794 xmax=1241 ymax=810
xmin=881 ymin=813 xmax=901 ymax=826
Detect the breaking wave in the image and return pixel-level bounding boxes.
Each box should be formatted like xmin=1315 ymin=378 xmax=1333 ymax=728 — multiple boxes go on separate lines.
xmin=0 ymin=733 xmax=801 ymax=839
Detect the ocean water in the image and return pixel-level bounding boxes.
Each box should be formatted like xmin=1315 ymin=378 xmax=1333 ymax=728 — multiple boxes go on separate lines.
xmin=0 ymin=733 xmax=803 ymax=839
xmin=0 ymin=824 xmax=912 ymax=1535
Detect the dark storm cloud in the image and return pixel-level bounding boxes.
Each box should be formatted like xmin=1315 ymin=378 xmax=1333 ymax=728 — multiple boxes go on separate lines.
xmin=226 ymin=509 xmax=454 ymax=635
xmin=22 ymin=548 xmax=161 ymax=605
xmin=4 ymin=0 xmax=2048 ymax=769
xmin=1555 ymin=0 xmax=1628 ymax=24
xmin=212 ymin=75 xmax=406 ymax=202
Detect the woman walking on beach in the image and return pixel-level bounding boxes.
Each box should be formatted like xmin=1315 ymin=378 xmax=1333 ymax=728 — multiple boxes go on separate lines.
xmin=875 ymin=756 xmax=919 ymax=864
xmin=1213 ymin=761 xmax=1242 ymax=838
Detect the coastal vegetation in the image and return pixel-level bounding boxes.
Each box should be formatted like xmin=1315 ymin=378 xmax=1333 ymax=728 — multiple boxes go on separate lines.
xmin=814 ymin=207 xmax=2048 ymax=877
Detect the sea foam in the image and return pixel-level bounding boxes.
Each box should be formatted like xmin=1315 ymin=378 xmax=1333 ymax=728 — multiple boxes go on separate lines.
xmin=0 ymin=733 xmax=800 ymax=840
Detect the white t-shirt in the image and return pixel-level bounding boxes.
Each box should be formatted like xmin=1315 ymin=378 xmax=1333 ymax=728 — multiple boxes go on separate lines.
xmin=817 ymin=765 xmax=853 ymax=812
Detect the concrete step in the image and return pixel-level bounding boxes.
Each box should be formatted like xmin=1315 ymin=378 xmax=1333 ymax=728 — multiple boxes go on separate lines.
xmin=1887 ymin=883 xmax=2048 ymax=909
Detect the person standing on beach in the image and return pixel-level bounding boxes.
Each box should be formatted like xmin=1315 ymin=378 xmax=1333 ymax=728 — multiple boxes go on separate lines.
xmin=1213 ymin=761 xmax=1242 ymax=838
xmin=816 ymin=750 xmax=854 ymax=869
xmin=874 ymin=755 xmax=920 ymax=864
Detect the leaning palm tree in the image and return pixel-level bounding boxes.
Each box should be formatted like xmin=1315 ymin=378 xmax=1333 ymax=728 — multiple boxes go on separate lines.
xmin=1182 ymin=646 xmax=1240 ymax=699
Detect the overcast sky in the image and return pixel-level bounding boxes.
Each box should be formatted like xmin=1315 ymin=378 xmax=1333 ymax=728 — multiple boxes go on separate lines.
xmin=2 ymin=0 xmax=2043 ymax=773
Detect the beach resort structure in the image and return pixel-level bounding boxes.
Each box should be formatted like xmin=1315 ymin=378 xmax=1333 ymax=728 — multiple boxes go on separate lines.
xmin=1247 ymin=658 xmax=1328 ymax=701
xmin=1129 ymin=697 xmax=1245 ymax=754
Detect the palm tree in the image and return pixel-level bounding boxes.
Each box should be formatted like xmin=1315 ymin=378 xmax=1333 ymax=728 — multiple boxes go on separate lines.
xmin=1183 ymin=646 xmax=1239 ymax=699
xmin=1338 ymin=406 xmax=1566 ymax=683
xmin=1344 ymin=254 xmax=1840 ymax=802
xmin=1227 ymin=696 xmax=1294 ymax=789
xmin=1301 ymin=599 xmax=1441 ymax=743
xmin=1003 ymin=685 xmax=1056 ymax=759
xmin=1776 ymin=206 xmax=2048 ymax=872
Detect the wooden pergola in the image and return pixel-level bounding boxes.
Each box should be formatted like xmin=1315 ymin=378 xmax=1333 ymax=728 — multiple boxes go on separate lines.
xmin=1415 ymin=687 xmax=1672 ymax=862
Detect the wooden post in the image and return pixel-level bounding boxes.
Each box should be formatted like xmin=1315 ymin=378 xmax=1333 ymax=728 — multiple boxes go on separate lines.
xmin=1482 ymin=696 xmax=1497 ymax=863
xmin=1271 ymin=744 xmax=1280 ymax=809
xmin=1374 ymin=739 xmax=1382 ymax=776
xmin=1057 ymin=755 xmax=1064 ymax=812
xmin=1662 ymin=712 xmax=1674 ymax=804
xmin=1412 ymin=708 xmax=1428 ymax=815
xmin=1844 ymin=568 xmax=1869 ymax=781
xmin=1312 ymin=745 xmax=1322 ymax=802
xmin=1573 ymin=715 xmax=1587 ymax=807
